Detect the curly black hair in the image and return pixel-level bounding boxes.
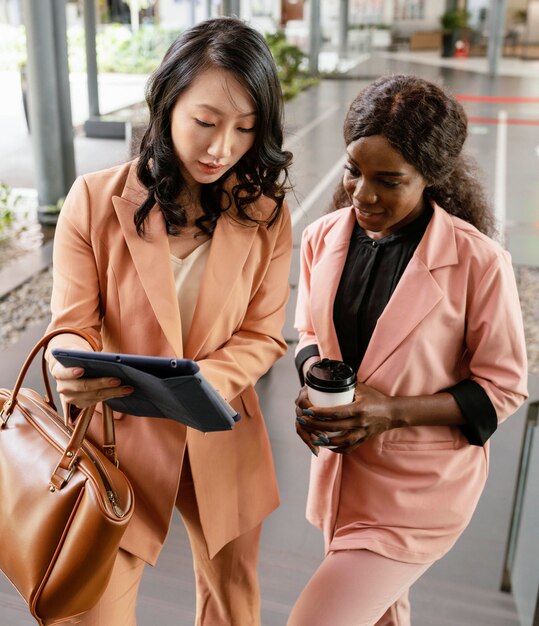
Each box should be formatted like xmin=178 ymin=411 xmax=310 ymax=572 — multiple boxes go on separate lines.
xmin=135 ymin=17 xmax=292 ymax=237
xmin=331 ymin=74 xmax=496 ymax=237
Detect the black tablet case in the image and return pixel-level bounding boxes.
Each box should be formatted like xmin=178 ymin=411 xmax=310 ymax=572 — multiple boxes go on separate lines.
xmin=51 ymin=350 xmax=240 ymax=432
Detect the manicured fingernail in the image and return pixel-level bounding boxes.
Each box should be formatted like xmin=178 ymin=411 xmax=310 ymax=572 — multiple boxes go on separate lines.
xmin=122 ymin=387 xmax=134 ymax=395
xmin=72 ymin=368 xmax=84 ymax=377
xmin=310 ymin=448 xmax=319 ymax=457
xmin=109 ymin=378 xmax=122 ymax=386
xmin=302 ymin=409 xmax=315 ymax=416
xmin=296 ymin=417 xmax=307 ymax=425
xmin=313 ymin=435 xmax=330 ymax=446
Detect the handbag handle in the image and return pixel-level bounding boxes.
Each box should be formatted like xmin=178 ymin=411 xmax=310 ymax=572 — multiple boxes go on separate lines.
xmin=0 ymin=327 xmax=119 ymax=488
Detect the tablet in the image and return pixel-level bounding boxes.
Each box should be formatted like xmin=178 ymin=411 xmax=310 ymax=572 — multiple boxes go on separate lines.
xmin=52 ymin=349 xmax=199 ymax=378
xmin=51 ymin=349 xmax=240 ymax=432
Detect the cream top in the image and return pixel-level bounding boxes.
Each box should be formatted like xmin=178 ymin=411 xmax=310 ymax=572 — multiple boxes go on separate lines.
xmin=170 ymin=239 xmax=212 ymax=347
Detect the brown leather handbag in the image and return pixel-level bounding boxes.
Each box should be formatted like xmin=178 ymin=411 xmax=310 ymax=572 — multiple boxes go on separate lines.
xmin=0 ymin=328 xmax=135 ymax=625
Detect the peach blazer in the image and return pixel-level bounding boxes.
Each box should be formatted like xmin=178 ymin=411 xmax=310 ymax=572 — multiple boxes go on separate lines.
xmin=294 ymin=204 xmax=528 ymax=564
xmin=47 ymin=160 xmax=292 ymax=564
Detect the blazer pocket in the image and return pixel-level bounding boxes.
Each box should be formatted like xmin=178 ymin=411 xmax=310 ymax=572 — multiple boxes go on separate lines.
xmin=382 ymin=439 xmax=458 ymax=451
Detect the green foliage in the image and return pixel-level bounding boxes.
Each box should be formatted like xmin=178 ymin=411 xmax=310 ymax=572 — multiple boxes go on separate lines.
xmin=68 ymin=24 xmax=182 ymax=74
xmin=1 ymin=22 xmax=315 ymax=100
xmin=265 ymin=30 xmax=304 ymax=83
xmin=41 ymin=197 xmax=64 ymax=215
xmin=349 ymin=23 xmax=391 ymax=30
xmin=440 ymin=9 xmax=470 ymax=32
xmin=0 ymin=25 xmax=26 ymax=71
xmin=264 ymin=30 xmax=318 ymax=100
xmin=0 ymin=183 xmax=22 ymax=242
xmin=0 ymin=23 xmax=180 ymax=74
xmin=98 ymin=24 xmax=181 ymax=74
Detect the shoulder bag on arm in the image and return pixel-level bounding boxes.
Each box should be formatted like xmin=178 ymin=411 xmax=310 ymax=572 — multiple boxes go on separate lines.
xmin=0 ymin=327 xmax=134 ymax=625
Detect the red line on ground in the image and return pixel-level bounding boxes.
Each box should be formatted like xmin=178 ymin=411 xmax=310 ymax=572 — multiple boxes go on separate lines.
xmin=457 ymin=95 xmax=539 ymax=103
xmin=468 ymin=116 xmax=539 ymax=125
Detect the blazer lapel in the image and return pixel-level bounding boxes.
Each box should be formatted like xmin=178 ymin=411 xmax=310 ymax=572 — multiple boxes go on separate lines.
xmin=184 ymin=214 xmax=259 ymax=359
xmin=112 ymin=165 xmax=183 ymax=355
xmin=311 ymin=208 xmax=357 ymax=360
xmin=358 ymin=204 xmax=459 ymax=381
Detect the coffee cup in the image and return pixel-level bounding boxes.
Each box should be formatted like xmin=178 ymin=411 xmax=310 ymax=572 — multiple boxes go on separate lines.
xmin=305 ymin=359 xmax=356 ymax=444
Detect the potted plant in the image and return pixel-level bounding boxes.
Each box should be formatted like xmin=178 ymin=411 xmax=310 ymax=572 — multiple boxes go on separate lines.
xmin=440 ymin=9 xmax=469 ymax=57
xmin=37 ymin=197 xmax=64 ymax=226
xmin=265 ymin=31 xmax=318 ymax=98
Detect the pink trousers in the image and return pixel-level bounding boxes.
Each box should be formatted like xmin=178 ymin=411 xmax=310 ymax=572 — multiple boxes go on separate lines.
xmin=46 ymin=456 xmax=262 ymax=626
xmin=287 ymin=549 xmax=433 ymax=626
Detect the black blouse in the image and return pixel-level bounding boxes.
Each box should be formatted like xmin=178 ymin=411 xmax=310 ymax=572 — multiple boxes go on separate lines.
xmin=296 ymin=209 xmax=497 ymax=446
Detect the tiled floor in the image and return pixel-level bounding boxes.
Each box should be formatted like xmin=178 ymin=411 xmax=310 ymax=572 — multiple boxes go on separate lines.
xmin=1 ymin=50 xmax=539 ymax=625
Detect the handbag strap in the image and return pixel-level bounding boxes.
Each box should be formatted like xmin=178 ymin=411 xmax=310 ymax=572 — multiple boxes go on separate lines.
xmin=40 ymin=329 xmax=99 ymax=411
xmin=1 ymin=327 xmax=119 ymax=485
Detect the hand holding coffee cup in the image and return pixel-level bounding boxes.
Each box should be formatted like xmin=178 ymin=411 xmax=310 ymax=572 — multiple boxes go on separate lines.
xmin=305 ymin=359 xmax=357 ymax=446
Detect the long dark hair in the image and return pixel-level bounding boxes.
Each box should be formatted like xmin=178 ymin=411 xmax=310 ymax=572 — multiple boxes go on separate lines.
xmin=332 ymin=74 xmax=495 ymax=237
xmin=135 ymin=17 xmax=292 ymax=237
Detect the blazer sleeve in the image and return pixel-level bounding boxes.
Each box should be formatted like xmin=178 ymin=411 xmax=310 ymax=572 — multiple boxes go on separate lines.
xmin=46 ymin=176 xmax=103 ymax=352
xmin=295 ymin=345 xmax=321 ymax=386
xmin=293 ymin=226 xmax=321 ymax=382
xmin=196 ymin=205 xmax=292 ymax=402
xmin=464 ymin=248 xmax=528 ymax=424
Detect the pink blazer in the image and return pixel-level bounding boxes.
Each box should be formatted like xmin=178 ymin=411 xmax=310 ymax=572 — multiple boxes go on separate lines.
xmin=294 ymin=204 xmax=528 ymax=564
xmin=47 ymin=160 xmax=292 ymax=563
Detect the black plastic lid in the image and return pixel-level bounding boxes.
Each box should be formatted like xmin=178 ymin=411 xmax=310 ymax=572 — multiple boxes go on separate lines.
xmin=305 ymin=358 xmax=356 ymax=392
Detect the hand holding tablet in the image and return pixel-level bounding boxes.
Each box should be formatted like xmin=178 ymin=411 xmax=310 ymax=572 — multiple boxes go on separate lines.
xmin=51 ymin=349 xmax=240 ymax=432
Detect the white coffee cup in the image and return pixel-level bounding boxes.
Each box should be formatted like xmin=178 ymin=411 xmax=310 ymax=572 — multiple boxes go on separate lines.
xmin=305 ymin=359 xmax=356 ymax=445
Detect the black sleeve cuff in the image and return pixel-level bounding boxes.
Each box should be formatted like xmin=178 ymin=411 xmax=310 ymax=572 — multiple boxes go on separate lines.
xmin=446 ymin=379 xmax=498 ymax=446
xmin=295 ymin=344 xmax=320 ymax=386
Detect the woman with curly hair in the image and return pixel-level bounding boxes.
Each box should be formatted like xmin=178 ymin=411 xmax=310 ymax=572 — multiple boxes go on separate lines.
xmin=290 ymin=74 xmax=527 ymax=626
xmin=45 ymin=17 xmax=292 ymax=626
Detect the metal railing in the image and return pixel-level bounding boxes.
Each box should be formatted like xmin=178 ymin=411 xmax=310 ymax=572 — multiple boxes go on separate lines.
xmin=500 ymin=399 xmax=539 ymax=625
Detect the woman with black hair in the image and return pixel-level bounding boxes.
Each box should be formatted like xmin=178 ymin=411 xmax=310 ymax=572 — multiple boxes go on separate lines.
xmin=290 ymin=74 xmax=527 ymax=626
xmin=45 ymin=17 xmax=292 ymax=625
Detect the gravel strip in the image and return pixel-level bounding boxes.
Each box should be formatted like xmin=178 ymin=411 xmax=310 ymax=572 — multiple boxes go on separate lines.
xmin=1 ymin=264 xmax=538 ymax=378
xmin=0 ymin=266 xmax=53 ymax=352
xmin=515 ymin=265 xmax=539 ymax=378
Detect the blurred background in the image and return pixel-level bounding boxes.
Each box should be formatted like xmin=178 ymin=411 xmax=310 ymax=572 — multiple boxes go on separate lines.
xmin=0 ymin=1 xmax=538 ymax=625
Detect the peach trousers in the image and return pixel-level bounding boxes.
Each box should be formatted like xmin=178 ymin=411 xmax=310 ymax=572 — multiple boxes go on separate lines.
xmin=287 ymin=549 xmax=433 ymax=626
xmin=46 ymin=455 xmax=262 ymax=626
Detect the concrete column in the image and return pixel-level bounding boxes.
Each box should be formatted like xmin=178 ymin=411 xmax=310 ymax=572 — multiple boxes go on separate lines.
xmin=83 ymin=0 xmax=99 ymax=118
xmin=487 ymin=0 xmax=507 ymax=76
xmin=383 ymin=0 xmax=394 ymax=26
xmin=23 ymin=0 xmax=76 ymax=214
xmin=130 ymin=0 xmax=140 ymax=31
xmin=52 ymin=0 xmax=75 ymax=192
xmin=338 ymin=0 xmax=349 ymax=58
xmin=309 ymin=0 xmax=321 ymax=74
xmin=533 ymin=586 xmax=539 ymax=626
xmin=221 ymin=0 xmax=240 ymax=16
